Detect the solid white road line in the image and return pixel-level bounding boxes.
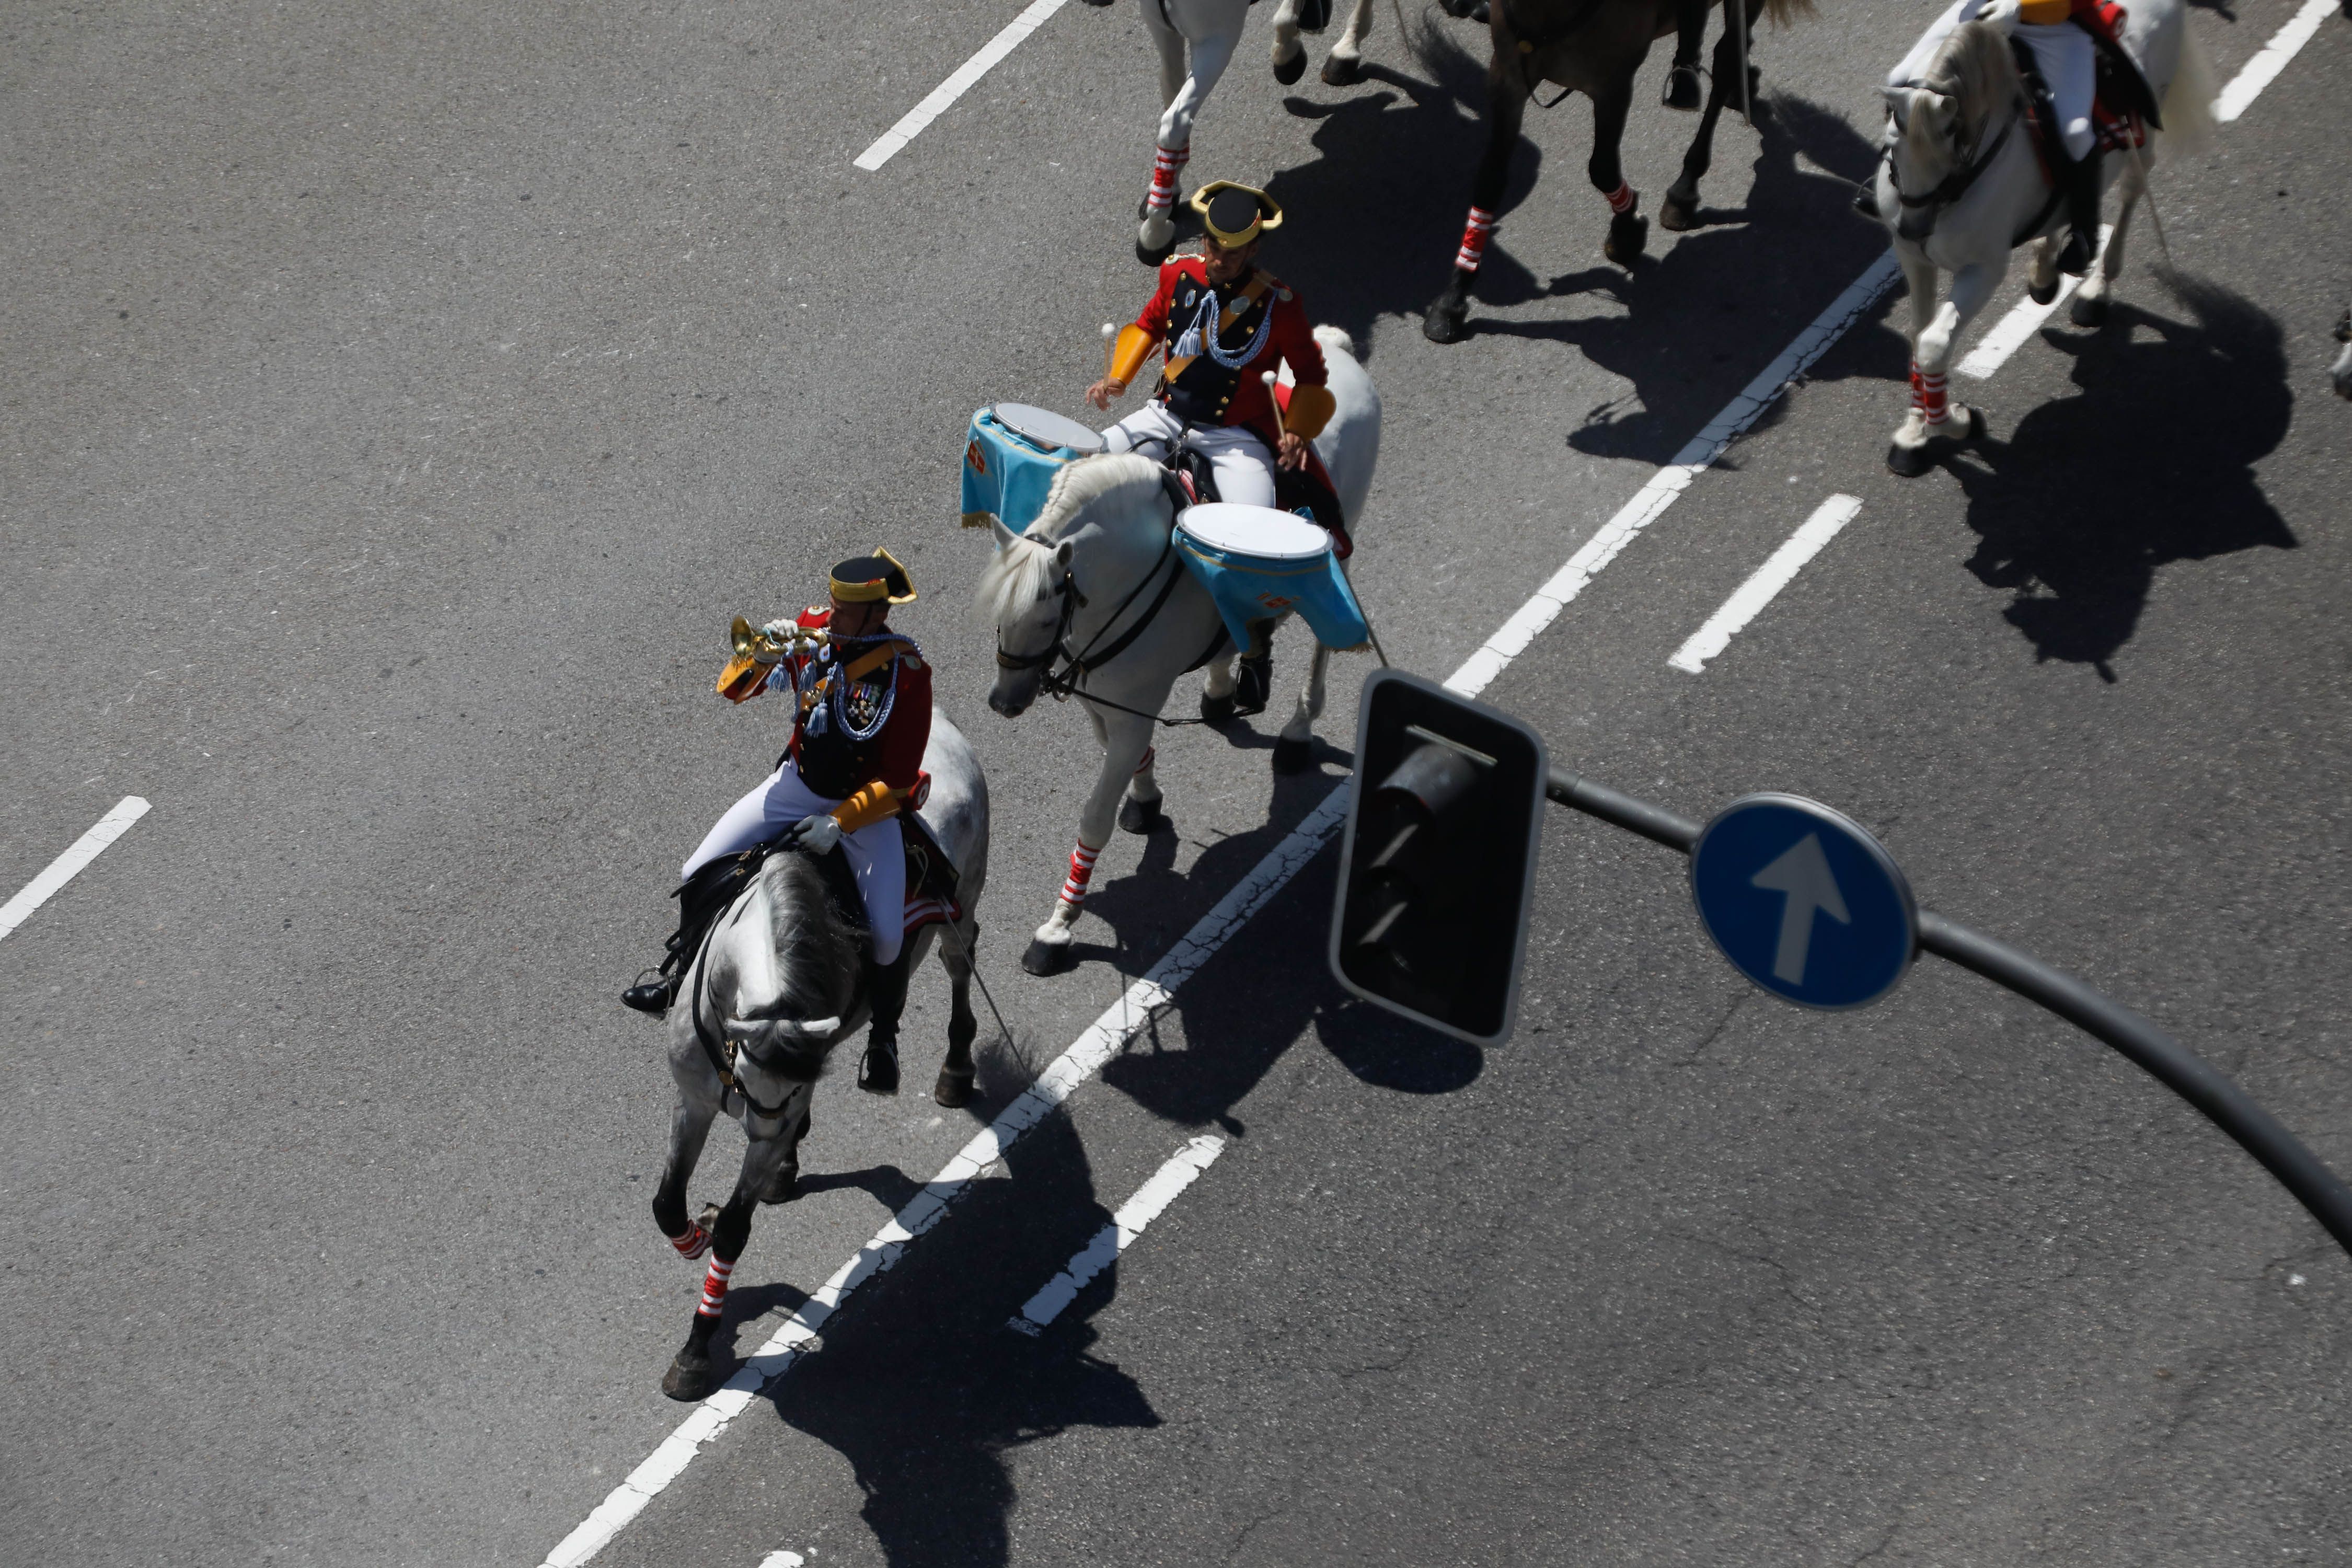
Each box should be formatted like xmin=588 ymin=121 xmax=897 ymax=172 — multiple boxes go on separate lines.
xmin=755 ymin=1552 xmax=804 ymax=1568
xmin=0 ymin=796 xmax=151 ymax=944
xmin=539 ymin=247 xmax=1921 ymax=1568
xmin=1007 ymin=1135 xmax=1226 ymax=1335
xmin=1446 ymin=252 xmax=1901 ymax=699
xmin=2215 ymin=0 xmax=2336 ymax=122
xmin=1955 ymin=225 xmax=2112 ymax=379
xmin=852 ymin=0 xmax=1070 ymax=171
xmin=1669 ymin=496 xmax=1864 ymax=674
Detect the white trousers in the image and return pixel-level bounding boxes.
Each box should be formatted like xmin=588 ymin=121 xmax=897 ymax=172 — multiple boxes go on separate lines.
xmin=1892 ymin=0 xmax=2097 ymax=159
xmin=684 ymin=762 xmax=907 ymax=964
xmin=1101 ymin=402 xmax=1278 ymax=508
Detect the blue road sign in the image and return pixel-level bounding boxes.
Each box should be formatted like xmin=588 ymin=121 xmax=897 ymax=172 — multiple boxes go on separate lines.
xmin=1689 ymin=793 xmax=1917 ymax=1010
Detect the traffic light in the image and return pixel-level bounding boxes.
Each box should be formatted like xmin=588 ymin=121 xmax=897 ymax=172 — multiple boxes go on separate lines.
xmin=1330 ymin=670 xmax=1548 ymax=1045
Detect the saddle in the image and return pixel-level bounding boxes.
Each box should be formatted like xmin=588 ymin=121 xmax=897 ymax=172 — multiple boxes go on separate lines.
xmin=2013 ymin=6 xmax=2159 ymax=179
xmin=1161 ymin=384 xmax=1354 ymax=559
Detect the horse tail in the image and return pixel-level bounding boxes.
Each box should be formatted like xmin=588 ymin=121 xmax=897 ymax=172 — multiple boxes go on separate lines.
xmin=1760 ymin=0 xmax=1816 ymax=31
xmin=2157 ymin=22 xmax=2217 ymax=161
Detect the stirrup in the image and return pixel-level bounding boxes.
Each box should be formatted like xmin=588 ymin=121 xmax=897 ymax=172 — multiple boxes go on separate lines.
xmin=621 ymin=970 xmax=676 ymax=1016
xmin=1662 ymin=63 xmax=1703 ymax=111
xmin=2055 ymin=228 xmax=2093 ymax=276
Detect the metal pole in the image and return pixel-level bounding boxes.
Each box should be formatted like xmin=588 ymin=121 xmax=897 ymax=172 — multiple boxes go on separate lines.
xmin=1543 ymin=764 xmax=2352 ymax=1260
xmin=1917 ymin=912 xmax=2352 ymax=1258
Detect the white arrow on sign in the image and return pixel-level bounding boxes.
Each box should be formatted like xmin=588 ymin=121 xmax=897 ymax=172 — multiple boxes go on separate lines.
xmin=1749 ymin=833 xmax=1851 ymax=985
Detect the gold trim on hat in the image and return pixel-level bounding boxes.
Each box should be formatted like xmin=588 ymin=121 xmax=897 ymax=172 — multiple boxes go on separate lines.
xmin=829 ymin=545 xmax=918 ymax=604
xmin=1187 ymin=181 xmax=1284 ymax=249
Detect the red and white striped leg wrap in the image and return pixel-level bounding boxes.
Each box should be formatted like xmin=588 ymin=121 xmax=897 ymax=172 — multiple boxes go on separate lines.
xmin=669 ymin=1222 xmax=711 ymax=1261
xmin=1604 ymin=181 xmax=1637 ymax=216
xmin=1144 ymin=144 xmax=1187 ymax=215
xmin=1909 ymin=364 xmax=1926 ymax=414
xmin=1132 ymin=747 xmax=1157 ymax=777
xmin=1058 ymin=839 xmax=1103 ymax=908
xmin=1454 ymin=206 xmax=1497 ymax=273
xmin=695 ymin=1254 xmax=735 ymax=1320
xmin=1917 ymin=367 xmax=1950 ymax=426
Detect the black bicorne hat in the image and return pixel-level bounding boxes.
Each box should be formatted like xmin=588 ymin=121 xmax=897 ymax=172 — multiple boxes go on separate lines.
xmin=829 ymin=547 xmax=917 ymax=605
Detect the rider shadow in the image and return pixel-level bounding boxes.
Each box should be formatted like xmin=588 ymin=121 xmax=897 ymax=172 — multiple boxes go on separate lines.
xmin=1259 ymin=17 xmax=1548 ymax=354
xmin=1941 ymin=271 xmax=2298 ymax=678
xmin=1065 ymin=744 xmax=1344 ymax=976
xmin=1101 ymin=829 xmax=1484 ymax=1129
xmin=1476 ymin=93 xmax=1892 ymax=465
xmin=763 ymin=1102 xmax=1159 ymax=1568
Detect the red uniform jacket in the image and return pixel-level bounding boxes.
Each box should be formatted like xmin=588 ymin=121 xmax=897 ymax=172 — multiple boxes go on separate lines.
xmin=1134 ymin=256 xmax=1328 ymax=453
xmin=775 ymin=607 xmax=931 ymax=813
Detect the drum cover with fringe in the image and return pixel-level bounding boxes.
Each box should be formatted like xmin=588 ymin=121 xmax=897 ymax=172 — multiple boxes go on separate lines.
xmin=1174 ymin=502 xmax=1370 ymax=651
xmin=960 ymin=403 xmax=1104 ymax=535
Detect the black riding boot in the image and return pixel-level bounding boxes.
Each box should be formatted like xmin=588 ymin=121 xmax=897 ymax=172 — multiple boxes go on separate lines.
xmin=1662 ymin=0 xmax=1708 ymax=109
xmin=621 ymin=859 xmax=739 ymax=1016
xmin=1233 ymin=619 xmax=1276 ymax=717
xmin=858 ymin=948 xmax=912 ymax=1095
xmin=2054 ymin=146 xmax=2102 ymax=276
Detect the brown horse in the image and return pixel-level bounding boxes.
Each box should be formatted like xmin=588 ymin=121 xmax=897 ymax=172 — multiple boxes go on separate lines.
xmin=1423 ymin=0 xmax=1814 ymax=343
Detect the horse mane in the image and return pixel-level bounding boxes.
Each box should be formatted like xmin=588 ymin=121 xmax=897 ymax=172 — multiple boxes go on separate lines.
xmin=747 ymin=851 xmax=861 ymax=1019
xmin=971 ymin=452 xmax=1164 ymax=624
xmin=1921 ymin=18 xmax=2021 ymax=140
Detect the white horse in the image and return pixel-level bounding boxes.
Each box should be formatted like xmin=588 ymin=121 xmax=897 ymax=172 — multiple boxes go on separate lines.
xmin=650 ymin=712 xmax=988 ymax=1400
xmin=976 ymin=326 xmax=1379 ymax=975
xmin=2332 ymin=306 xmax=2351 ymax=400
xmin=1869 ymin=0 xmax=2213 ymax=476
xmin=1123 ymin=0 xmax=1381 ymax=262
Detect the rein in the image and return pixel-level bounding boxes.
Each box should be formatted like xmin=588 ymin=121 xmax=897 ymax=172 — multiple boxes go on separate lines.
xmin=995 ymin=529 xmax=1211 ymax=729
xmin=1884 ymin=102 xmax=2017 ymax=227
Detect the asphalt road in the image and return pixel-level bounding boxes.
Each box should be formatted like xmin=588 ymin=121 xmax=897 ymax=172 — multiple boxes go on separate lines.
xmin=3 ymin=0 xmax=2347 ymax=1564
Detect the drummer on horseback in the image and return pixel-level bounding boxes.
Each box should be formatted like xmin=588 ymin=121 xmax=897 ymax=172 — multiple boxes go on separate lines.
xmin=622 ymin=550 xmax=930 ymax=1093
xmin=1086 ymin=180 xmax=1339 ymax=711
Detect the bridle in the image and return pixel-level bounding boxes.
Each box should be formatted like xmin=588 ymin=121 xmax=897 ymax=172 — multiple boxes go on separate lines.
xmin=993 ymin=531 xmax=1191 ymax=722
xmin=1881 ymin=96 xmax=2019 ymax=236
xmin=683 ymin=868 xmax=804 ymax=1122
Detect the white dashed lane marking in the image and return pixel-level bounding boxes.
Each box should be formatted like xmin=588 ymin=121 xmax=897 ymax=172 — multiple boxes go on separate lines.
xmin=1007 ymin=1135 xmax=1227 ymax=1336
xmin=2216 ymin=0 xmax=2336 ymax=122
xmin=0 ymin=795 xmax=151 ymax=944
xmin=852 ymin=0 xmax=1070 ymax=171
xmin=1669 ymin=495 xmax=1864 ymax=674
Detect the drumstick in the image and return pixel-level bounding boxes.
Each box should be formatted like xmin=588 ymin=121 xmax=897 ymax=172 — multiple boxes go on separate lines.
xmin=1101 ymin=322 xmax=1116 ymax=385
xmin=1262 ymin=370 xmax=1288 ymax=445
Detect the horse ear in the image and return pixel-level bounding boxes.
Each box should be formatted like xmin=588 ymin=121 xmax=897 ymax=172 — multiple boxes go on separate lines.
xmin=1054 ymin=540 xmax=1074 ymax=566
xmin=988 ymin=516 xmax=1019 ymax=551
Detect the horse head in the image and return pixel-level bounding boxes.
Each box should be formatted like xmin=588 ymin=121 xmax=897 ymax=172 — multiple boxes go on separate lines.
xmin=974 ymin=453 xmax=1171 ymax=720
xmin=978 ymin=516 xmax=1074 ymax=719
xmin=707 ymin=855 xmax=861 ymax=1085
xmin=1884 ymin=19 xmax=2021 ymax=244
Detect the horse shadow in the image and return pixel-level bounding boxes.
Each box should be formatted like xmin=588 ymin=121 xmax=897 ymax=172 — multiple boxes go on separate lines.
xmin=1940 ymin=270 xmax=2298 ymax=678
xmin=1479 ymin=93 xmax=1895 ymax=465
xmin=1257 ymin=14 xmax=1546 ymax=355
xmin=763 ymin=1102 xmax=1160 ymax=1568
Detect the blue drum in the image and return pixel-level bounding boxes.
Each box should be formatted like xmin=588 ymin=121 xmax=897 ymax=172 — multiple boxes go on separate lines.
xmin=959 ymin=402 xmax=1105 ymax=535
xmin=1173 ymin=502 xmax=1370 ymax=652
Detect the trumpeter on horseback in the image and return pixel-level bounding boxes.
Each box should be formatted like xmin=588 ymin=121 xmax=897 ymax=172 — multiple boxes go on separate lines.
xmin=622 ymin=550 xmax=930 ymax=1093
xmin=1086 ymin=181 xmax=1339 ymax=713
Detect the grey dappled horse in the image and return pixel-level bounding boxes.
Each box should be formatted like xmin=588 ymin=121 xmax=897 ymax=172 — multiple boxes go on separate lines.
xmin=976 ymin=326 xmax=1379 ymax=977
xmin=651 ymin=711 xmax=989 ymax=1401
xmin=1869 ymin=0 xmax=2214 ymax=475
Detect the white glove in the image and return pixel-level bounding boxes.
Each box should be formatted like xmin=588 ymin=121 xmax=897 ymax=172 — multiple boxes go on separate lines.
xmin=795 ymin=813 xmax=843 ymax=855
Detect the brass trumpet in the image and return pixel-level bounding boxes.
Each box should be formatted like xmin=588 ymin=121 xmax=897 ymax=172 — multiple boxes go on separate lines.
xmin=718 ymin=615 xmax=827 ymax=703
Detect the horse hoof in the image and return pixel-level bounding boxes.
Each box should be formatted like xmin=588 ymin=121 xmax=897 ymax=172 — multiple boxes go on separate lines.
xmin=2068 ymin=292 xmax=2109 ymax=328
xmin=1136 ymin=235 xmax=1175 ymax=266
xmin=1118 ymin=795 xmax=1164 ymax=834
xmin=761 ymin=1164 xmax=800 ymax=1205
xmin=1604 ymin=212 xmax=1648 ymax=266
xmin=1199 ymin=689 xmax=1237 ymax=724
xmin=1271 ymin=737 xmax=1314 ymax=774
xmin=1022 ymin=936 xmax=1071 ymax=976
xmin=663 ymin=1350 xmax=716 ymax=1403
xmin=1272 ymin=48 xmax=1306 ymax=85
xmin=1319 ymin=53 xmax=1361 ymax=86
xmin=1423 ymin=297 xmax=1471 ymax=344
xmin=1658 ymin=191 xmax=1698 ymax=233
xmin=933 ymin=1069 xmax=975 ymax=1109
xmin=1886 ymin=439 xmax=1931 ymax=479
